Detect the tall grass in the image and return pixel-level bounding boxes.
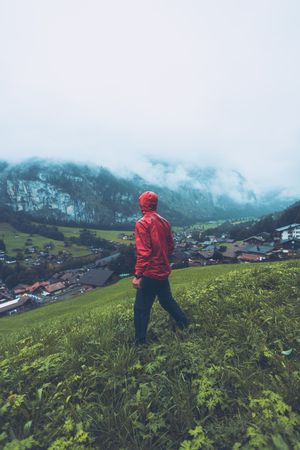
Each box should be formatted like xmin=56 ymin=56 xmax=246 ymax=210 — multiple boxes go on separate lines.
xmin=1 ymin=261 xmax=300 ymax=449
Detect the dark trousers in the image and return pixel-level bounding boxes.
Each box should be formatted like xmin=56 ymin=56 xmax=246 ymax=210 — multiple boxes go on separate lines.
xmin=134 ymin=276 xmax=188 ymax=343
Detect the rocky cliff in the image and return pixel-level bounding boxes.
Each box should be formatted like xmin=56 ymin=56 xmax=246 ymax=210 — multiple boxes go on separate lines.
xmin=0 ymin=160 xmax=294 ymax=226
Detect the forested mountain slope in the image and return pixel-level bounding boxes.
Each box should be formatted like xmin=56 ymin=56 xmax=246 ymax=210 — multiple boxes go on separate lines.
xmin=0 ymin=160 xmax=294 ymax=226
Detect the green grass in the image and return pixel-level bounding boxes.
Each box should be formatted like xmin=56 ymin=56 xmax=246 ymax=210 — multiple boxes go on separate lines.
xmin=0 ymin=263 xmax=250 ymax=336
xmin=0 ymin=221 xmax=134 ymax=259
xmin=0 ymin=223 xmax=91 ymax=258
xmin=172 ymin=218 xmax=255 ymax=233
xmin=172 ymin=221 xmax=226 ymax=232
xmin=1 ymin=261 xmax=300 ymax=449
xmin=57 ymin=225 xmax=134 ymax=245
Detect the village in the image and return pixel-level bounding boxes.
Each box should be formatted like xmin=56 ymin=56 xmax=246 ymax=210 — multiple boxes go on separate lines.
xmin=172 ymin=223 xmax=300 ymax=266
xmin=0 ymin=250 xmax=123 ymax=317
xmin=1 ymin=223 xmax=300 ymax=317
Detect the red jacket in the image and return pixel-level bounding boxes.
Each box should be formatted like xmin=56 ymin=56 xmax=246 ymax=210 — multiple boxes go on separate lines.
xmin=134 ymin=191 xmax=174 ymax=280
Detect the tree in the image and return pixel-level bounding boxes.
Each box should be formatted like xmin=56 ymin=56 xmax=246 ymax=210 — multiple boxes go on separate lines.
xmin=0 ymin=239 xmax=6 ymax=252
xmin=191 ymin=230 xmax=202 ymax=240
xmin=108 ymin=245 xmax=136 ymax=274
xmin=253 ymin=215 xmax=275 ymax=234
xmin=16 ymin=251 xmax=24 ymax=261
xmin=79 ymin=229 xmax=95 ymax=246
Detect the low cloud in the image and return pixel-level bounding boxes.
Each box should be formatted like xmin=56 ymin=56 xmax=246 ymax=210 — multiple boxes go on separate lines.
xmin=0 ymin=1 xmax=300 ymax=198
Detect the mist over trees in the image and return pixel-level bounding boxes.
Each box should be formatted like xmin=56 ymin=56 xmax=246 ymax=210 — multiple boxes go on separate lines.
xmin=0 ymin=160 xmax=296 ymax=228
xmin=203 ymin=201 xmax=300 ymax=240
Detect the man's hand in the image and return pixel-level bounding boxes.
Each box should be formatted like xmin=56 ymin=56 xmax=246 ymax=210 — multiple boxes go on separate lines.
xmin=132 ymin=277 xmax=142 ymax=289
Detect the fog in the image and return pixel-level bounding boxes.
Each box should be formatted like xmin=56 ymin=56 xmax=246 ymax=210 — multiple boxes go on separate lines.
xmin=0 ymin=0 xmax=300 ymax=196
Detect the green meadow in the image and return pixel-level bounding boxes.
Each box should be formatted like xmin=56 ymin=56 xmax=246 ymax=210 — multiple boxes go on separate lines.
xmin=1 ymin=261 xmax=300 ymax=449
xmin=56 ymin=225 xmax=134 ymax=245
xmin=0 ymin=223 xmax=91 ymax=258
xmin=0 ymin=222 xmax=134 ymax=259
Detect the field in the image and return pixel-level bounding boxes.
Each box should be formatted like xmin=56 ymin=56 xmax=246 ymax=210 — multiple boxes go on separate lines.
xmin=56 ymin=225 xmax=134 ymax=245
xmin=172 ymin=222 xmax=226 ymax=232
xmin=173 ymin=218 xmax=255 ymax=233
xmin=0 ymin=223 xmax=91 ymax=258
xmin=1 ymin=261 xmax=300 ymax=449
xmin=0 ymin=222 xmax=135 ymax=259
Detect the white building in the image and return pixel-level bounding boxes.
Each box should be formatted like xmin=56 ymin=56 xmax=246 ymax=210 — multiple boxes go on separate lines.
xmin=276 ymin=224 xmax=300 ymax=242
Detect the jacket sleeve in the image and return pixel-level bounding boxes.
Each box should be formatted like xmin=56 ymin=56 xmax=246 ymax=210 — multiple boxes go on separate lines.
xmin=167 ymin=225 xmax=174 ymax=256
xmin=134 ymin=221 xmax=152 ymax=276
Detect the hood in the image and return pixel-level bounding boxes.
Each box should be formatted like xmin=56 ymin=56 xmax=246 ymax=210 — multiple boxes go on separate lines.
xmin=139 ymin=191 xmax=158 ymax=214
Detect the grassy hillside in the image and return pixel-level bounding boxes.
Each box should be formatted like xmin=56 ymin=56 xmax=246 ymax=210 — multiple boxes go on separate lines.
xmin=0 ymin=264 xmax=244 ymax=335
xmin=1 ymin=261 xmax=300 ymax=449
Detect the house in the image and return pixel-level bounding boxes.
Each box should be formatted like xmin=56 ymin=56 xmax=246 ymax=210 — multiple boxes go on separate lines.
xmin=43 ymin=242 xmax=54 ymax=250
xmin=5 ymin=258 xmax=16 ymax=264
xmin=0 ymin=295 xmax=32 ymax=316
xmin=175 ymin=242 xmax=187 ymax=249
xmin=188 ymin=255 xmax=209 ymax=266
xmin=238 ymin=244 xmax=275 ymax=255
xmin=45 ymin=282 xmax=66 ymax=294
xmin=238 ymin=253 xmax=264 ymax=262
xmin=203 ymin=244 xmax=216 ymax=252
xmin=13 ymin=284 xmax=31 ymax=295
xmin=201 ymin=240 xmax=214 ymax=246
xmin=95 ymin=253 xmax=121 ymax=268
xmin=122 ymin=235 xmax=134 ymax=241
xmin=273 ymin=239 xmax=300 ymax=258
xmin=237 ymin=244 xmax=275 ymax=262
xmin=27 ymin=246 xmax=38 ymax=253
xmin=206 ymin=235 xmax=218 ymax=243
xmin=268 ymin=249 xmax=289 ymax=260
xmin=218 ymin=247 xmax=240 ymax=263
xmin=60 ymin=272 xmax=79 ymax=285
xmin=79 ymin=268 xmax=118 ymax=288
xmin=28 ymin=281 xmax=49 ymax=293
xmin=243 ymin=236 xmax=265 ymax=245
xmin=260 ymin=232 xmax=272 ymax=241
xmin=198 ymin=250 xmax=215 ymax=261
xmin=90 ymin=247 xmax=103 ymax=254
xmin=0 ymin=290 xmax=12 ymax=302
xmin=275 ymin=224 xmax=300 ymax=242
xmin=170 ymin=249 xmax=189 ymax=269
xmin=278 ymin=238 xmax=300 ymax=251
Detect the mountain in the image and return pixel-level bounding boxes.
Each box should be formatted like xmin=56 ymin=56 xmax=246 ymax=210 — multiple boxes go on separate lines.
xmin=0 ymin=159 xmax=295 ymax=226
xmin=246 ymin=199 xmax=300 ymax=236
xmin=202 ymin=200 xmax=300 ymax=240
xmin=274 ymin=200 xmax=300 ymax=227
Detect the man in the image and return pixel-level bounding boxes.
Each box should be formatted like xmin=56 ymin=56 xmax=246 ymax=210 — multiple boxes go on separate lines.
xmin=132 ymin=191 xmax=188 ymax=345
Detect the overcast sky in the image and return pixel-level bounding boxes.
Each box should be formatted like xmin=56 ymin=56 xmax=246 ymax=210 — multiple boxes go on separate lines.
xmin=0 ymin=0 xmax=300 ymax=195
